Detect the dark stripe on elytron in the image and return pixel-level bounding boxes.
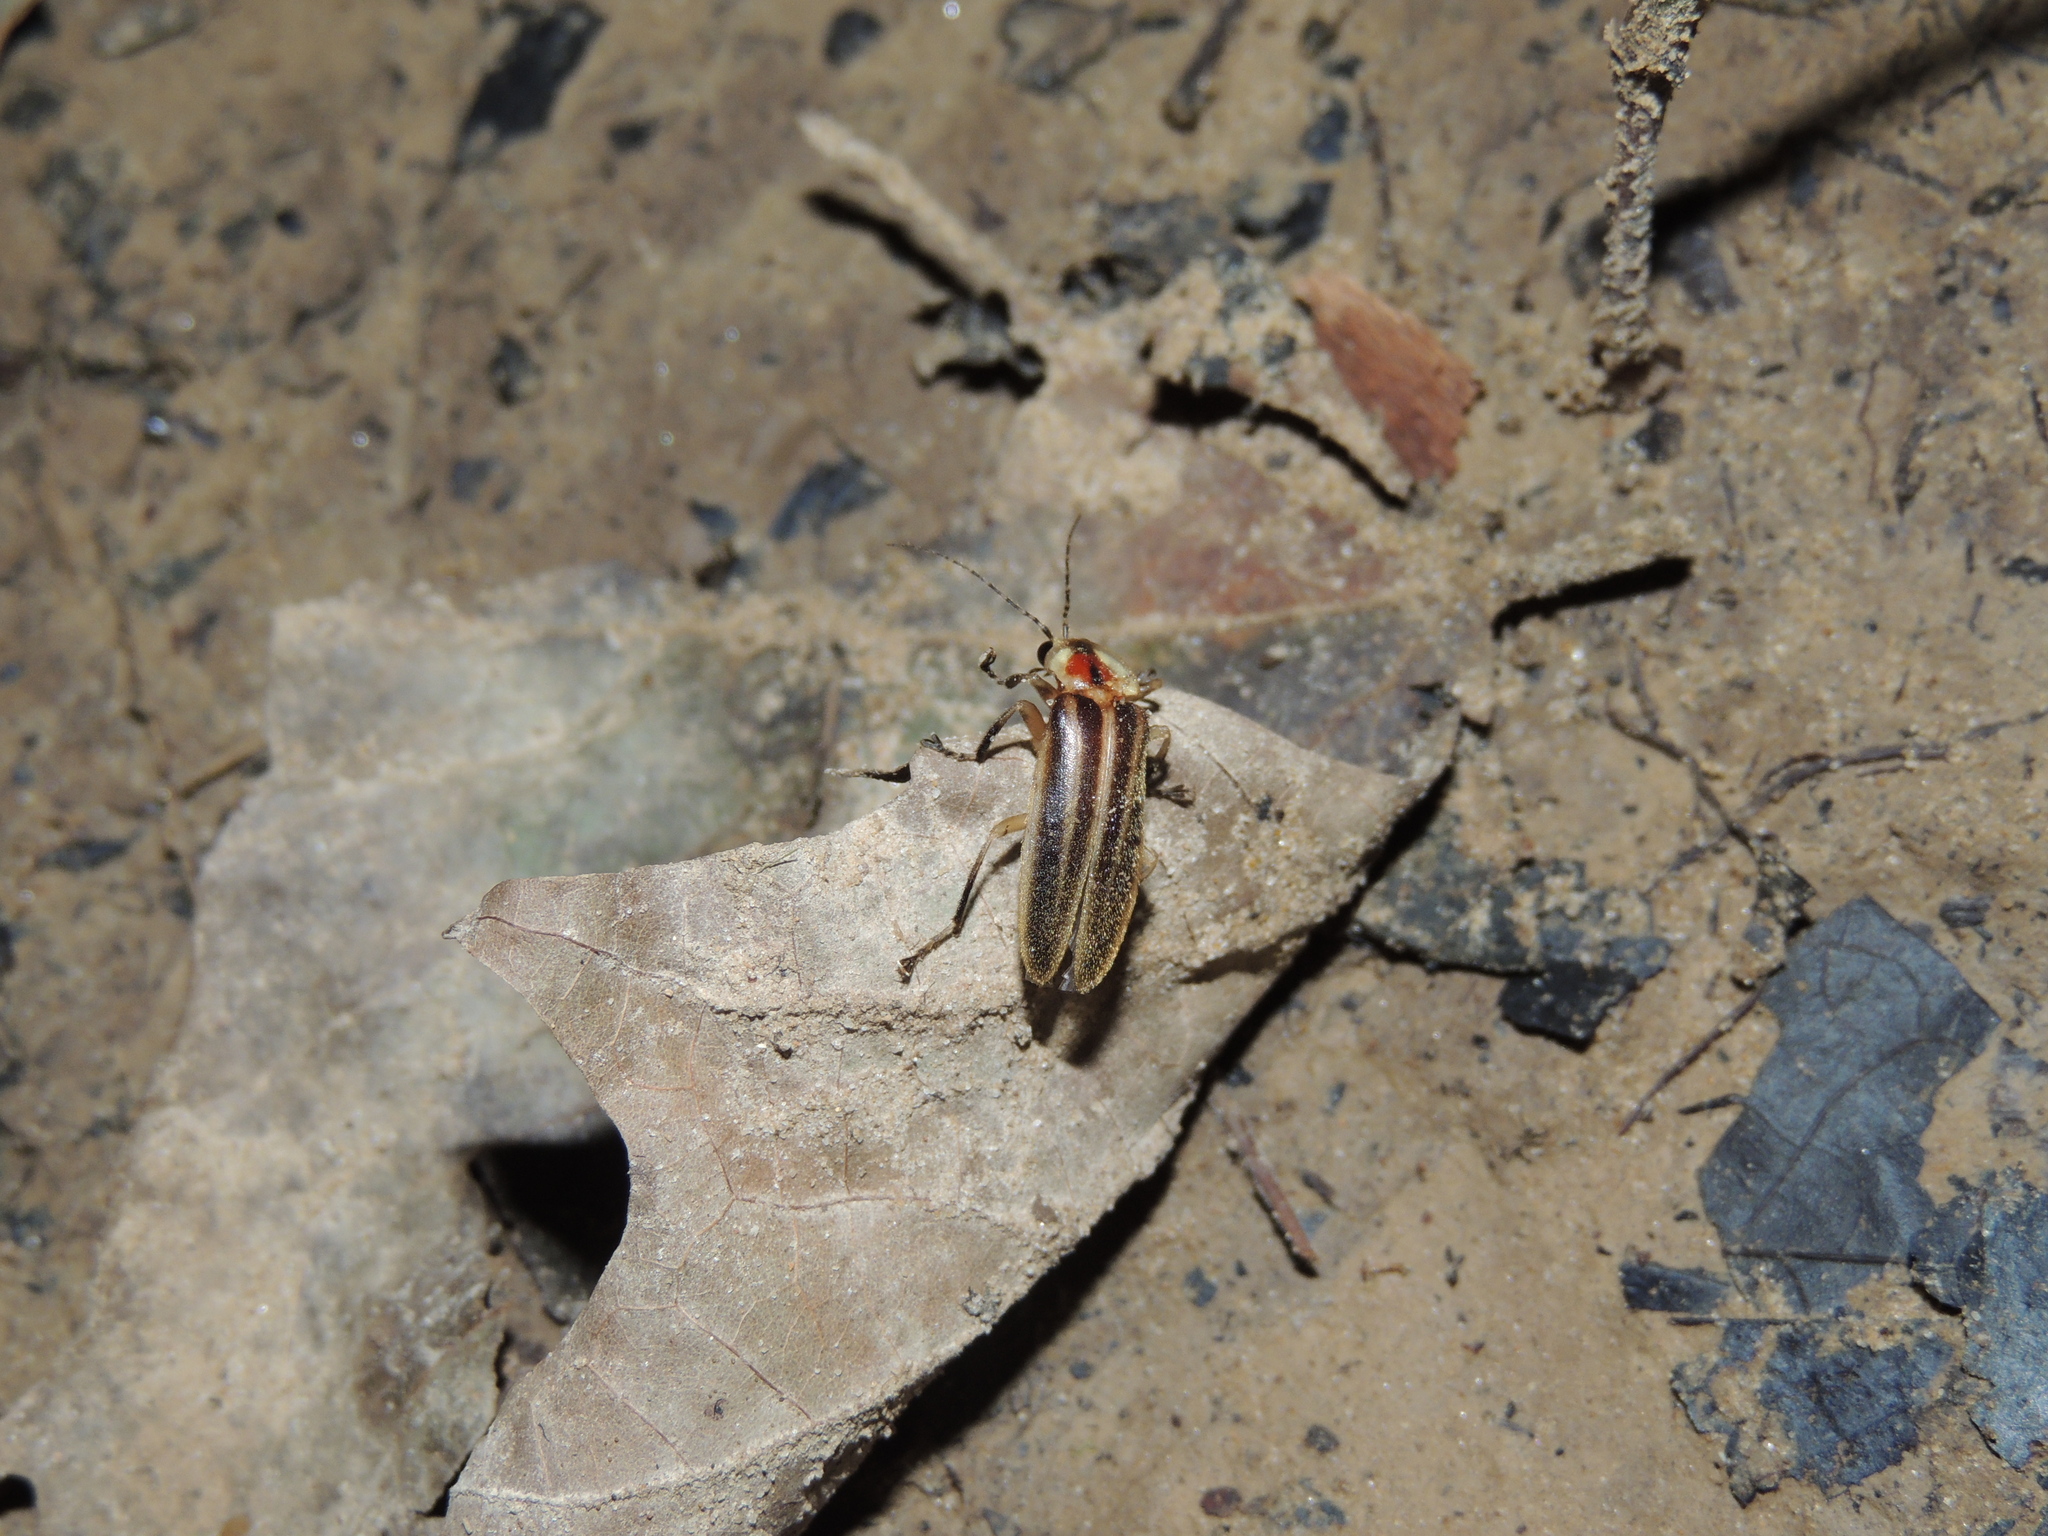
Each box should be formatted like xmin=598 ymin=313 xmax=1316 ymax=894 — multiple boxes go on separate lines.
xmin=1071 ymin=700 xmax=1148 ymax=987
xmin=1022 ymin=695 xmax=1104 ymax=978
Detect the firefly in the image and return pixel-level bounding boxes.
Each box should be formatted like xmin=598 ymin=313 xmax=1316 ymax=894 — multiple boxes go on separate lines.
xmin=896 ymin=522 xmax=1183 ymax=993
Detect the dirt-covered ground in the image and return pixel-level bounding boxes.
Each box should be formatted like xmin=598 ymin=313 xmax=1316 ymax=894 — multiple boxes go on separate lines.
xmin=2 ymin=0 xmax=2046 ymax=1531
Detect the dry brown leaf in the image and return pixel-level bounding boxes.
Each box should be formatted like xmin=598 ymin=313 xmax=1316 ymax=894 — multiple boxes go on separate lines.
xmin=444 ymin=689 xmax=1453 ymax=1533
xmin=1291 ymin=268 xmax=1484 ymax=484
xmin=1142 ymin=250 xmax=1416 ymax=498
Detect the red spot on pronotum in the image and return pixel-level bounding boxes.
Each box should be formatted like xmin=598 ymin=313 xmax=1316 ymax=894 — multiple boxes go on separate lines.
xmin=1065 ymin=653 xmax=1105 ymax=685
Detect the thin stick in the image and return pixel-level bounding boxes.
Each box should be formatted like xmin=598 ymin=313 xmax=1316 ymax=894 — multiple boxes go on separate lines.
xmin=1618 ymin=990 xmax=1760 ymax=1134
xmin=1162 ymin=0 xmax=1249 ymax=132
xmin=1605 ymin=640 xmax=1746 ymax=853
xmin=1741 ymin=741 xmax=1949 ymax=816
xmin=797 ymin=114 xmax=1055 ymax=338
xmin=1215 ymin=1106 xmax=1320 ymax=1271
xmin=805 ymin=663 xmax=844 ymax=831
xmin=172 ymin=738 xmax=269 ymax=799
xmin=1591 ymin=0 xmax=1707 ymax=378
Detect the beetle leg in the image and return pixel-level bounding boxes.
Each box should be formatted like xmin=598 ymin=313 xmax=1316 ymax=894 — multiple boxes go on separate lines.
xmin=978 ymin=649 xmax=1041 ymax=691
xmin=899 ymin=812 xmax=1031 ymax=982
xmin=1143 ymin=722 xmax=1195 ymax=804
xmin=1016 ymin=700 xmax=1048 ymax=752
xmin=923 ymin=705 xmax=1019 ymax=763
xmin=964 ymin=700 xmax=1048 ymax=763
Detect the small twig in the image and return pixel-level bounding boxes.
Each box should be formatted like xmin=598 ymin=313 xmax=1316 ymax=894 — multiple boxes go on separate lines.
xmin=171 ymin=737 xmax=270 ymax=800
xmin=1740 ymin=740 xmax=1950 ymax=817
xmin=1724 ymin=1246 xmax=1901 ymax=1265
xmin=1561 ymin=0 xmax=1709 ymax=408
xmin=804 ymin=662 xmax=845 ymax=832
xmin=1962 ymin=703 xmax=2048 ymax=742
xmin=1618 ymin=990 xmax=1759 ymax=1133
xmin=1675 ymin=1092 xmax=1745 ymax=1115
xmin=1162 ymin=0 xmax=1248 ymax=132
xmin=797 ymin=113 xmax=1055 ymax=338
xmin=1594 ymin=0 xmax=1708 ymax=374
xmin=1855 ymin=362 xmax=1887 ymax=509
xmin=2024 ymin=363 xmax=2048 ymax=453
xmin=1606 ymin=641 xmax=1744 ymax=852
xmin=1215 ymin=1106 xmax=1319 ymax=1271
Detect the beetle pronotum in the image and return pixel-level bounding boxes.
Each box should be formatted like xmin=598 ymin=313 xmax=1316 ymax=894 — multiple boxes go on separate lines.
xmin=896 ymin=521 xmax=1183 ymax=993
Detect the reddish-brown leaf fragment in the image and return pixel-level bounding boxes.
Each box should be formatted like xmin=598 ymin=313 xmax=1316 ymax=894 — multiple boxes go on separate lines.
xmin=1292 ymin=270 xmax=1482 ymax=484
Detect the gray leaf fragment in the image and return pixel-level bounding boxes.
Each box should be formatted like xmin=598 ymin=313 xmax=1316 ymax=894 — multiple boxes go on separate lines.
xmin=1675 ymin=1322 xmax=1952 ymax=1505
xmin=1699 ymin=895 xmax=1999 ymax=1313
xmin=1619 ymin=1259 xmax=1729 ymax=1315
xmin=1353 ymin=814 xmax=1668 ymax=1044
xmin=1912 ymin=1171 xmax=2048 ymax=1468
xmin=0 ymin=568 xmax=856 ymax=1536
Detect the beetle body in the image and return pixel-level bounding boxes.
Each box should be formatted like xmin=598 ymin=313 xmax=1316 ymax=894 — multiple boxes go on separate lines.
xmin=891 ymin=541 xmax=1177 ymax=994
xmin=1017 ymin=643 xmax=1154 ymax=991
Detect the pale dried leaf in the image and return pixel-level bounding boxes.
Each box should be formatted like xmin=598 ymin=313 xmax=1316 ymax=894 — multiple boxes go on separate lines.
xmin=445 ymin=690 xmax=1452 ymax=1533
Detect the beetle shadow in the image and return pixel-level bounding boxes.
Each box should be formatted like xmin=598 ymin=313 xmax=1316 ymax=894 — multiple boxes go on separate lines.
xmin=1025 ymin=895 xmax=1148 ymax=1064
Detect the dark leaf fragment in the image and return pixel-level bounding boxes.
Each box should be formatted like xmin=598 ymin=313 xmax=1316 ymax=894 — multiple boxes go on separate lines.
xmin=1200 ymin=1487 xmax=1242 ymax=1516
xmin=605 ymin=118 xmax=655 ymax=153
xmin=1234 ymin=180 xmax=1331 ymax=262
xmin=1938 ymin=893 xmax=1992 ymax=930
xmin=456 ymin=3 xmax=605 ymax=169
xmin=0 ymin=83 xmax=62 ymax=133
xmin=823 ymin=8 xmax=884 ymax=66
xmin=487 ymin=336 xmax=542 ymax=405
xmin=36 ymin=836 xmax=132 ymax=872
xmin=1627 ymin=408 xmax=1684 ymax=464
xmin=35 ymin=147 xmax=130 ymax=277
xmin=1655 ymin=222 xmax=1740 ymax=314
xmin=768 ymin=454 xmax=889 ymax=540
xmin=448 ymin=456 xmax=499 ymax=503
xmin=1619 ymin=1259 xmax=1729 ymax=1314
xmin=1000 ymin=0 xmax=1123 ymax=94
xmin=1699 ymin=896 xmax=1999 ymax=1314
xmin=1299 ymin=98 xmax=1349 ymax=164
xmin=1500 ymin=941 xmax=1667 ymax=1046
xmin=1062 ymin=196 xmax=1221 ymax=308
xmin=1760 ymin=1325 xmax=1950 ymax=1489
xmin=1353 ymin=814 xmax=1667 ymax=1044
xmin=1911 ymin=1172 xmax=2048 ymax=1468
xmin=1675 ymin=1322 xmax=1952 ymax=1505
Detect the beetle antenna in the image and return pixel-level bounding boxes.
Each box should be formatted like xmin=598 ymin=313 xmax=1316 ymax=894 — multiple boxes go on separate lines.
xmin=892 ymin=543 xmax=1054 ymax=641
xmin=1061 ymin=512 xmax=1082 ymax=638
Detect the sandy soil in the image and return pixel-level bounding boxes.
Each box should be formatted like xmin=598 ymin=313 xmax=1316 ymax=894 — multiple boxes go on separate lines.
xmin=2 ymin=0 xmax=2045 ymax=1531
